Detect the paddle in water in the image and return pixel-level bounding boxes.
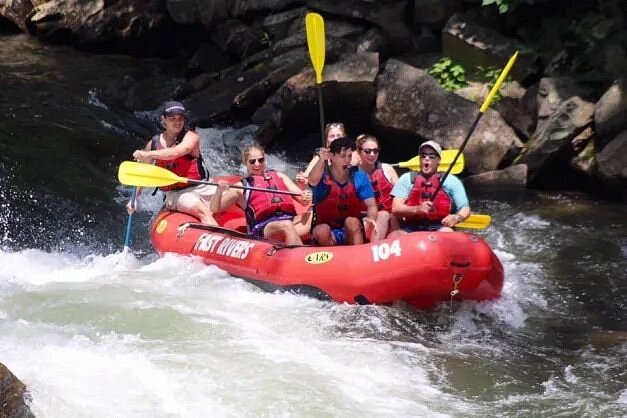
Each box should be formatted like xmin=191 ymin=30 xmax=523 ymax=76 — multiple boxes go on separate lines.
xmin=118 ymin=162 xmax=303 ymax=197
xmin=123 ymin=187 xmax=137 ymax=252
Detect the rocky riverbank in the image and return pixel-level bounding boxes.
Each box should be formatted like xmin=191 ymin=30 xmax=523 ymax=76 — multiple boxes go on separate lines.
xmin=1 ymin=0 xmax=625 ymax=198
xmin=0 ymin=362 xmax=33 ymax=417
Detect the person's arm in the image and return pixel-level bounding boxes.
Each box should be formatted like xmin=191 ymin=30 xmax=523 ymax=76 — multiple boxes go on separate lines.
xmin=390 ymin=173 xmax=432 ymax=217
xmin=308 ymin=148 xmax=330 ymax=187
xmin=303 ymin=154 xmax=320 ymax=177
xmin=134 ymin=130 xmax=199 ymax=162
xmin=363 ymin=197 xmax=378 ymax=222
xmin=441 ymin=175 xmax=471 ymax=227
xmin=277 ymin=172 xmax=312 ymax=205
xmin=210 ymin=181 xmax=243 ymax=213
xmin=382 ymin=163 xmax=399 ymax=185
xmin=355 ymin=171 xmax=378 ymax=231
xmin=127 ymin=139 xmax=153 ymax=211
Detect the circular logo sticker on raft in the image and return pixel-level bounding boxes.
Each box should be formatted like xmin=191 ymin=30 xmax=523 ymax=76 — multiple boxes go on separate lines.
xmin=156 ymin=219 xmax=168 ymax=234
xmin=305 ymin=251 xmax=334 ymax=264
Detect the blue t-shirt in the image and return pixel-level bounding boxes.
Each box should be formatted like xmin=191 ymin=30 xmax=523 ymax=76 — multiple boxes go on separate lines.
xmin=311 ymin=170 xmax=374 ymax=203
xmin=391 ymin=172 xmax=469 ymax=211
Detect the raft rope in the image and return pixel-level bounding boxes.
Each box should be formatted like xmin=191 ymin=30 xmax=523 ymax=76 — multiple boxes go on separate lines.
xmin=449 ymin=272 xmax=463 ymax=310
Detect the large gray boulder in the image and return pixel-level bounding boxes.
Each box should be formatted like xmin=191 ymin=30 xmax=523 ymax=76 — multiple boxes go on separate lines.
xmin=594 ymin=79 xmax=627 ymax=150
xmin=307 ymin=0 xmax=412 ymax=54
xmin=516 ymin=94 xmax=595 ymax=186
xmin=463 ymin=164 xmax=527 ymax=187
xmin=596 ymin=131 xmax=627 ymax=199
xmin=0 ymin=0 xmax=36 ymax=32
xmin=0 ymin=362 xmax=34 ymax=418
xmin=442 ymin=13 xmax=532 ymax=81
xmin=27 ymin=0 xmax=168 ymax=54
xmin=373 ymin=59 xmax=523 ymax=174
xmin=253 ymin=52 xmax=379 ymax=145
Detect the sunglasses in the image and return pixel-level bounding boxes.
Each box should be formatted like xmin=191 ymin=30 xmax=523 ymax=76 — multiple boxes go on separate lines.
xmin=420 ymin=153 xmax=439 ymax=160
xmin=325 ymin=122 xmax=344 ymax=129
xmin=361 ymin=148 xmax=380 ymax=155
xmin=248 ymin=157 xmax=265 ymax=165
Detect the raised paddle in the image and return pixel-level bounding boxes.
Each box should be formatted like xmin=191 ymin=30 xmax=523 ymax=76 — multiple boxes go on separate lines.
xmin=392 ymin=149 xmax=465 ymax=174
xmin=118 ymin=161 xmax=303 ymax=197
xmin=455 ymin=214 xmax=491 ymax=230
xmin=305 ymin=12 xmax=326 ymax=147
xmin=432 ymin=51 xmax=519 ymax=199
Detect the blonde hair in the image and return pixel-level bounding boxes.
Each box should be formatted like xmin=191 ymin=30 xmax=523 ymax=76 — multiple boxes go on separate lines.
xmin=242 ymin=142 xmax=265 ymax=162
xmin=355 ymin=133 xmax=379 ymax=150
xmin=324 ymin=122 xmax=346 ymax=145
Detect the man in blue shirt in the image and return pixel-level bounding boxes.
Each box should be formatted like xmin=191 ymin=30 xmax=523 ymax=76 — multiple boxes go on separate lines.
xmin=309 ymin=137 xmax=378 ymax=245
xmin=390 ymin=140 xmax=470 ymax=233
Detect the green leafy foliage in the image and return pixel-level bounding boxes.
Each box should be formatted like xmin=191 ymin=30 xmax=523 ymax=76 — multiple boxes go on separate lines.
xmin=481 ymin=0 xmax=543 ymax=14
xmin=481 ymin=0 xmax=513 ymax=14
xmin=428 ymin=57 xmax=468 ymax=91
xmin=475 ymin=65 xmax=513 ymax=104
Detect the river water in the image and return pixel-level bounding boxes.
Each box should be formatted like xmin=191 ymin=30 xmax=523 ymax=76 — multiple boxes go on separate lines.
xmin=0 ymin=34 xmax=625 ymax=417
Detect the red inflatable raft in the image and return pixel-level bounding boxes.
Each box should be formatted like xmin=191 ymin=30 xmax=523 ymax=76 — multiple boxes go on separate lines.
xmin=149 ymin=203 xmax=504 ymax=309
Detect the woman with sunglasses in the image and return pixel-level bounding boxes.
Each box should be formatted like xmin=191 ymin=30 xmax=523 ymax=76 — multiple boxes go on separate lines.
xmin=128 ymin=101 xmax=217 ymax=225
xmin=389 ymin=140 xmax=470 ymax=234
xmin=296 ymin=122 xmax=360 ymax=186
xmin=210 ymin=143 xmax=312 ymax=245
xmin=355 ymin=134 xmax=400 ymax=240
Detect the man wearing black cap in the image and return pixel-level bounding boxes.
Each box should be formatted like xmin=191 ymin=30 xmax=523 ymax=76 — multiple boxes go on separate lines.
xmin=127 ymin=101 xmax=217 ymax=225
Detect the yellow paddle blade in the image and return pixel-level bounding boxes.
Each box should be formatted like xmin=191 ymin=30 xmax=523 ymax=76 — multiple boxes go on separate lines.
xmin=305 ymin=12 xmax=325 ymax=84
xmin=479 ymin=51 xmax=518 ymax=113
xmin=395 ymin=149 xmax=464 ymax=174
xmin=117 ymin=161 xmax=188 ymax=187
xmin=457 ymin=214 xmax=491 ymax=230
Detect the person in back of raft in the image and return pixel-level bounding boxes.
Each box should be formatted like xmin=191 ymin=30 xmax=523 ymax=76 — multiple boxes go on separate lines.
xmin=308 ymin=136 xmax=378 ymax=245
xmin=389 ymin=140 xmax=470 ymax=234
xmin=127 ymin=101 xmax=218 ymax=225
xmin=296 ymin=122 xmax=360 ymax=186
xmin=210 ymin=143 xmax=312 ymax=246
xmin=355 ymin=133 xmax=400 ymax=240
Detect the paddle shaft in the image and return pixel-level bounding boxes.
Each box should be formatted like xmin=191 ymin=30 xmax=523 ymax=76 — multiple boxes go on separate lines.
xmin=123 ymin=187 xmax=137 ymax=250
xmin=431 ymin=51 xmax=518 ymax=199
xmin=187 ymin=178 xmax=302 ymax=197
xmin=316 ymin=84 xmax=325 ymax=147
xmin=430 ymin=112 xmax=481 ymax=199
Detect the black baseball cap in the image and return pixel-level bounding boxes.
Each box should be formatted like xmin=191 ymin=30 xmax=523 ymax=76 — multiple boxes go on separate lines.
xmin=162 ymin=101 xmax=187 ymax=117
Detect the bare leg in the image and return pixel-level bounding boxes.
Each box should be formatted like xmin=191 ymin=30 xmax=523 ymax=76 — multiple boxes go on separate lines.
xmin=389 ymin=214 xmax=400 ymax=233
xmin=386 ymin=229 xmax=408 ymax=239
xmin=293 ymin=211 xmax=312 ymax=239
xmin=264 ymin=220 xmax=303 ymax=246
xmin=345 ymin=217 xmax=363 ymax=245
xmin=312 ymin=224 xmax=335 ymax=246
xmin=175 ymin=193 xmax=218 ymax=225
xmin=370 ymin=211 xmax=390 ymax=242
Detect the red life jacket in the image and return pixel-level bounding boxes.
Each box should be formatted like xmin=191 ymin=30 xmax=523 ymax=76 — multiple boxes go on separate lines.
xmin=405 ymin=172 xmax=452 ymax=221
xmin=151 ymin=132 xmax=208 ymax=192
xmin=314 ymin=170 xmax=363 ymax=229
xmin=243 ymin=170 xmax=296 ymax=228
xmin=361 ymin=162 xmax=394 ymax=212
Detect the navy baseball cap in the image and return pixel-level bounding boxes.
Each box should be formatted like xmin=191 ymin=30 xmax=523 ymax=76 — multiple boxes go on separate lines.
xmin=162 ymin=101 xmax=187 ymax=117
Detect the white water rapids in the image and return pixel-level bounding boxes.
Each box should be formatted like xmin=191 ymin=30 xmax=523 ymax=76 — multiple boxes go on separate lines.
xmin=2 ymin=127 xmax=627 ymax=417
